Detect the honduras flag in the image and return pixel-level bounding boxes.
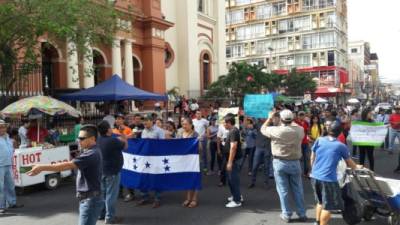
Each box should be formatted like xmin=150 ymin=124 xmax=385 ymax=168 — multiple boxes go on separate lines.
xmin=121 ymin=138 xmax=202 ymax=191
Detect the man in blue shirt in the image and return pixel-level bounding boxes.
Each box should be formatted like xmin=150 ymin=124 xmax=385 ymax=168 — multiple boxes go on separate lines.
xmin=28 ymin=125 xmax=103 ymax=225
xmin=0 ymin=120 xmax=23 ymax=214
xmin=310 ymin=121 xmax=360 ymax=225
xmin=97 ymin=121 xmax=127 ymax=224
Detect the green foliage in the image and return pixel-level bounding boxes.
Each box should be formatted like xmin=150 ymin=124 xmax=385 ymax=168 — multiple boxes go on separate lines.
xmin=204 ymin=62 xmax=283 ymax=104
xmin=204 ymin=63 xmax=317 ymax=104
xmin=0 ymin=0 xmax=125 ymax=89
xmin=285 ymin=68 xmax=317 ymax=96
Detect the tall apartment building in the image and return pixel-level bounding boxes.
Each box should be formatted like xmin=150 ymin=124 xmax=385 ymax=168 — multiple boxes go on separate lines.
xmin=225 ymin=0 xmax=350 ymax=97
xmin=348 ymin=40 xmax=372 ymax=99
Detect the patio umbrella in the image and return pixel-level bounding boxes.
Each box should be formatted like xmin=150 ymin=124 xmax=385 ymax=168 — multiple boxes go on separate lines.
xmin=0 ymin=96 xmax=81 ymax=143
xmin=0 ymin=96 xmax=81 ymax=118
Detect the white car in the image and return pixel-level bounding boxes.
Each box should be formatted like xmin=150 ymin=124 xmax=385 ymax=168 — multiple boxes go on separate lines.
xmin=374 ymin=103 xmax=392 ymax=112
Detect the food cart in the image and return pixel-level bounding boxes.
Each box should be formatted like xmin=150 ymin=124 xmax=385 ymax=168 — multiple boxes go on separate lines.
xmin=12 ymin=145 xmax=71 ymax=189
xmin=1 ymin=96 xmax=81 ymax=190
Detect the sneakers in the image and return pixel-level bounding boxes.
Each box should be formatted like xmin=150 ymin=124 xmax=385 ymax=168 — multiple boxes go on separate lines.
xmin=105 ymin=216 xmax=123 ymax=224
xmin=225 ymin=201 xmax=242 ymax=208
xmin=394 ymin=167 xmax=400 ymax=173
xmin=0 ymin=208 xmax=5 ymax=214
xmin=123 ymin=194 xmax=134 ymax=202
xmin=248 ymin=183 xmax=255 ymax=189
xmin=8 ymin=204 xmax=24 ymax=209
xmin=298 ymin=216 xmax=308 ymax=222
xmin=280 ymin=214 xmax=291 ymax=223
xmin=227 ymin=195 xmax=244 ymax=202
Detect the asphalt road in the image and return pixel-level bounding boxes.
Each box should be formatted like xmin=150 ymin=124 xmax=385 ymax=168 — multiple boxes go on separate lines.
xmin=2 ymin=148 xmax=400 ymax=225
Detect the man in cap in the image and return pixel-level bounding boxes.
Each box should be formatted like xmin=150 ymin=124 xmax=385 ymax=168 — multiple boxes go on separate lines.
xmin=0 ymin=120 xmax=23 ymax=214
xmin=391 ymin=105 xmax=400 ymax=172
xmin=261 ymin=110 xmax=307 ymax=223
xmin=310 ymin=121 xmax=361 ymax=225
xmin=137 ymin=114 xmax=164 ymax=208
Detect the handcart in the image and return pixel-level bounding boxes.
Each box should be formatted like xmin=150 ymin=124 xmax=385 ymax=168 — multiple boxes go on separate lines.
xmin=346 ymin=169 xmax=400 ymax=225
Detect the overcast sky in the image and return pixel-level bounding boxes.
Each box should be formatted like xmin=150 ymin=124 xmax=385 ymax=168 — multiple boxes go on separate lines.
xmin=347 ymin=0 xmax=400 ymax=83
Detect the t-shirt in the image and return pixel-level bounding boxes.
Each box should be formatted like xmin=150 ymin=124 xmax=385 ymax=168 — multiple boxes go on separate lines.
xmin=193 ymin=118 xmax=209 ymax=139
xmin=295 ymin=119 xmax=309 ymax=145
xmin=18 ymin=126 xmax=29 ymax=147
xmin=97 ymin=136 xmax=125 ymax=176
xmin=310 ymin=136 xmax=350 ymax=182
xmin=390 ymin=113 xmax=400 ymax=130
xmin=224 ymin=127 xmax=242 ymax=160
xmin=27 ymin=127 xmax=49 ymax=143
xmin=72 ymin=146 xmax=102 ymax=193
xmin=113 ymin=125 xmax=132 ymax=136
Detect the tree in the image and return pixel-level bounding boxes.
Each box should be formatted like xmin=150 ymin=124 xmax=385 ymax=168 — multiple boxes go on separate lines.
xmin=0 ymin=0 xmax=128 ymax=90
xmin=284 ymin=68 xmax=317 ymax=96
xmin=203 ymin=62 xmax=283 ymax=105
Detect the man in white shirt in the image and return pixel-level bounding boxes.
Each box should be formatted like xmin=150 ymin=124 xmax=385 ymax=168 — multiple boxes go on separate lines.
xmin=18 ymin=119 xmax=30 ymax=148
xmin=103 ymin=110 xmax=116 ymax=129
xmin=193 ymin=110 xmax=209 ymax=173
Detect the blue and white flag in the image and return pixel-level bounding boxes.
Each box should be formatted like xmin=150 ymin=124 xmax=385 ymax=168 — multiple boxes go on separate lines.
xmin=121 ymin=138 xmax=201 ymax=191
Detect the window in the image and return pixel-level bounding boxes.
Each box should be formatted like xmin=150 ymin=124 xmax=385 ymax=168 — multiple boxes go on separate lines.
xmin=320 ymin=70 xmax=336 ymax=86
xmin=302 ymin=31 xmax=336 ymax=49
xmin=235 ymin=23 xmax=264 ymax=40
xmin=247 ymin=58 xmax=265 ymax=67
xmin=327 ymin=50 xmax=335 ymax=66
xmin=351 ymin=48 xmax=358 ymax=53
xmin=273 ymin=38 xmax=288 ymax=53
xmin=326 ymin=11 xmax=336 ymax=28
xmin=303 ymin=0 xmax=316 ymax=10
xmin=295 ymin=54 xmax=311 ymax=67
xmin=198 ymin=0 xmax=204 ymax=12
xmin=226 ymin=44 xmax=245 ymax=58
xmin=202 ymin=53 xmax=211 ymax=90
xmin=278 ymin=16 xmax=311 ymax=34
xmin=236 ymin=0 xmax=251 ymax=6
xmin=226 ymin=9 xmax=244 ymax=24
xmin=320 ymin=31 xmax=336 ymax=48
xmin=272 ymin=1 xmax=286 ymax=16
xmin=256 ymin=4 xmax=272 ymax=19
xmin=256 ymin=40 xmax=272 ymax=55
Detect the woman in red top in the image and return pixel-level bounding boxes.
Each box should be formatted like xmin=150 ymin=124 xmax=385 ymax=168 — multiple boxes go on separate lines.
xmin=26 ymin=120 xmax=49 ymax=144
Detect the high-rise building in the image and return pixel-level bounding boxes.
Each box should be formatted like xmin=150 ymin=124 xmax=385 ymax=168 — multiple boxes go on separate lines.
xmin=225 ymin=0 xmax=350 ymax=98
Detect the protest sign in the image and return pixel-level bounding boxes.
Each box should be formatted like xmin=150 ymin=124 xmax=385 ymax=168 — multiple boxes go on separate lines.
xmin=243 ymin=94 xmax=274 ymax=119
xmin=350 ymin=121 xmax=388 ymax=146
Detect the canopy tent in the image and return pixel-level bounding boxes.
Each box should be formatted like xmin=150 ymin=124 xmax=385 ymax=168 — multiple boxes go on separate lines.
xmin=347 ymin=98 xmax=360 ymax=104
xmin=315 ymin=97 xmax=328 ymax=103
xmin=60 ymin=75 xmax=168 ymax=102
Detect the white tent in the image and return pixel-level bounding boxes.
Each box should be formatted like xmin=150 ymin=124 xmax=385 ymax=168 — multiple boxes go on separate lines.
xmin=315 ymin=97 xmax=328 ymax=103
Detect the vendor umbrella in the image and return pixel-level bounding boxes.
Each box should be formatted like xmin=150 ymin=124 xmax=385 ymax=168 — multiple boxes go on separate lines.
xmin=0 ymin=96 xmax=81 ymax=118
xmin=315 ymin=97 xmax=328 ymax=103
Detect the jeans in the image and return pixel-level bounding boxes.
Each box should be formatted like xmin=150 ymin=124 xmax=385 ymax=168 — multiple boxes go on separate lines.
xmin=200 ymin=138 xmax=208 ymax=171
xmin=359 ymin=146 xmax=375 ymax=171
xmin=389 ymin=128 xmax=400 ymax=152
xmin=227 ymin=160 xmax=242 ymax=203
xmin=79 ymin=196 xmax=104 ymax=225
xmin=301 ymin=144 xmax=310 ymax=175
xmin=141 ymin=191 xmax=161 ymax=202
xmin=209 ymin=141 xmax=221 ymax=172
xmin=240 ymin=147 xmax=255 ymax=173
xmin=273 ymin=159 xmax=306 ymax=218
xmin=251 ymin=147 xmax=271 ymax=184
xmin=0 ymin=166 xmax=16 ymax=209
xmin=100 ymin=173 xmax=121 ymax=220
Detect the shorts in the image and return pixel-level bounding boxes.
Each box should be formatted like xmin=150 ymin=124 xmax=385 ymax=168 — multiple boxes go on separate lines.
xmin=311 ymin=178 xmax=343 ymax=211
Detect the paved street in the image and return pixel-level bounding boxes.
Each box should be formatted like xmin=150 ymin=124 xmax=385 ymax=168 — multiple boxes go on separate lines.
xmin=2 ymin=148 xmax=400 ymax=225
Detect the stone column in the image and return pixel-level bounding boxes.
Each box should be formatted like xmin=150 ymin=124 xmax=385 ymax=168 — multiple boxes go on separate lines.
xmin=83 ymin=43 xmax=94 ymax=88
xmin=66 ymin=40 xmax=79 ymax=89
xmin=124 ymin=39 xmax=134 ymax=85
xmin=112 ymin=38 xmax=122 ymax=76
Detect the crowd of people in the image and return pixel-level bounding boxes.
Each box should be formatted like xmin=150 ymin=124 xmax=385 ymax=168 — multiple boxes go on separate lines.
xmin=1 ymin=101 xmax=400 ymax=225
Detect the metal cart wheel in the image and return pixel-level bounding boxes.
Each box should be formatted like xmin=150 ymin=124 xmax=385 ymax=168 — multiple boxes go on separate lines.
xmin=45 ymin=174 xmax=61 ymax=190
xmin=388 ymin=212 xmax=400 ymax=225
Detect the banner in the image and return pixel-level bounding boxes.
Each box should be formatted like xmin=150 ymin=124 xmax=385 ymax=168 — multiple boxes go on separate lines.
xmin=121 ymin=138 xmax=201 ymax=191
xmin=349 ymin=121 xmax=388 ymax=146
xmin=244 ymin=94 xmax=274 ymax=119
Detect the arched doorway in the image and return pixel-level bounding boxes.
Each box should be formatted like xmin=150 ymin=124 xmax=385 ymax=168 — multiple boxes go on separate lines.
xmin=41 ymin=42 xmax=60 ymax=96
xmin=93 ymin=49 xmax=106 ymax=85
xmin=133 ymin=55 xmax=142 ymax=88
xmin=200 ymin=51 xmax=212 ymax=94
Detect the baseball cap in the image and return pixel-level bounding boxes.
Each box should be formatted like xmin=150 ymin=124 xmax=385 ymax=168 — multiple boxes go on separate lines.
xmin=143 ymin=113 xmax=153 ymax=121
xmin=280 ymin=110 xmax=294 ymax=122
